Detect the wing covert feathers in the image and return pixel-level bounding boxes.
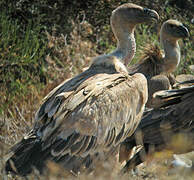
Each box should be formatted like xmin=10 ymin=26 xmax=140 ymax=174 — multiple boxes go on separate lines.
xmin=6 ymin=70 xmax=148 ymax=176
xmin=38 ymin=72 xmax=147 ymax=157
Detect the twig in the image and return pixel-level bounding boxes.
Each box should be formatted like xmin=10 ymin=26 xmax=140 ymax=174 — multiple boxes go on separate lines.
xmin=15 ymin=105 xmax=30 ymax=131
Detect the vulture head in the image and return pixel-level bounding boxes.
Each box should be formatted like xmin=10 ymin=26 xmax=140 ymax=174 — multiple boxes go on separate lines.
xmin=110 ymin=3 xmax=159 ymax=66
xmin=111 ymin=3 xmax=159 ymax=32
xmin=160 ymin=19 xmax=189 ymax=42
xmin=160 ymin=19 xmax=189 ymax=73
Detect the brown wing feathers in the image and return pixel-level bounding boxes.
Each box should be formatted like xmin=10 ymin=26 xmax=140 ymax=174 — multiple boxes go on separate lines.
xmin=120 ymin=84 xmax=194 ymax=173
xmin=39 ymin=73 xmax=143 ymax=159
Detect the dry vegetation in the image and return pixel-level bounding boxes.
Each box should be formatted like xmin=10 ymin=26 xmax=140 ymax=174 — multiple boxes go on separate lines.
xmin=0 ymin=0 xmax=194 ymax=179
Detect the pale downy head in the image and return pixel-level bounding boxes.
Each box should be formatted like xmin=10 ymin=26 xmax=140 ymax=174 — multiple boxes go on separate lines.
xmin=160 ymin=20 xmax=189 ymax=73
xmin=111 ymin=3 xmax=159 ymax=34
xmin=160 ymin=19 xmax=189 ymax=44
xmin=110 ymin=3 xmax=159 ymax=66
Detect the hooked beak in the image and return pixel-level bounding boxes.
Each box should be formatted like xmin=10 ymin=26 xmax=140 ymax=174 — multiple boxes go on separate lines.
xmin=144 ymin=8 xmax=159 ymax=22
xmin=179 ymin=25 xmax=190 ymax=38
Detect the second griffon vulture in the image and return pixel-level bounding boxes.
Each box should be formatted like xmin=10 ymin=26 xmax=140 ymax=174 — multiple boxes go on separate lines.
xmin=128 ymin=19 xmax=190 ymax=107
xmin=119 ymin=80 xmax=194 ymax=174
xmin=5 ymin=3 xmax=159 ymax=176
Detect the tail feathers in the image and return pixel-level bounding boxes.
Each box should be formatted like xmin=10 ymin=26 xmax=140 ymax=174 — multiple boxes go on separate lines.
xmin=5 ymin=137 xmax=93 ymax=176
xmin=5 ymin=137 xmax=44 ymax=176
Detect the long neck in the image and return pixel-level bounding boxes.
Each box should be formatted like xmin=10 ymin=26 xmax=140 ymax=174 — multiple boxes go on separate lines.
xmin=160 ymin=34 xmax=180 ymax=73
xmin=109 ymin=26 xmax=136 ymax=66
xmin=90 ymin=25 xmax=135 ymax=73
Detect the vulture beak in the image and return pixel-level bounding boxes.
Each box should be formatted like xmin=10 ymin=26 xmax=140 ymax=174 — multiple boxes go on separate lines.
xmin=179 ymin=25 xmax=190 ymax=38
xmin=144 ymin=8 xmax=159 ymax=22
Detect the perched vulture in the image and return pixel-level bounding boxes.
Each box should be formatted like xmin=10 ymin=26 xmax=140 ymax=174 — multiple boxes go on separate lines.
xmin=5 ymin=3 xmax=159 ymax=176
xmin=128 ymin=19 xmax=190 ymax=108
xmin=119 ymin=80 xmax=194 ymax=174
